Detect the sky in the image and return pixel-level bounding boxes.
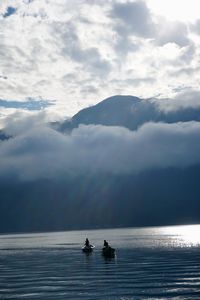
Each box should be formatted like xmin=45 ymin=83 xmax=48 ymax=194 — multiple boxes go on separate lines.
xmin=1 ymin=0 xmax=200 ymax=121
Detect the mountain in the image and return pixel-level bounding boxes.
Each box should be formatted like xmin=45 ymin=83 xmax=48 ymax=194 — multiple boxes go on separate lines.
xmin=0 ymin=167 xmax=200 ymax=233
xmin=59 ymin=95 xmax=200 ymax=132
xmin=0 ymin=95 xmax=200 ymax=233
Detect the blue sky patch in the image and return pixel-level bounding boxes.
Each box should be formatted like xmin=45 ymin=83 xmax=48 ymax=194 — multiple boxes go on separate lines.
xmin=0 ymin=98 xmax=55 ymax=111
xmin=3 ymin=7 xmax=17 ymax=18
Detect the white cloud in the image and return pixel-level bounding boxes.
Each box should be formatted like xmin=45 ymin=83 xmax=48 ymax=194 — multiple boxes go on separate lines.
xmin=110 ymin=1 xmax=155 ymax=38
xmin=156 ymin=90 xmax=200 ymax=112
xmin=155 ymin=20 xmax=190 ymax=47
xmin=147 ymin=0 xmax=200 ymax=22
xmin=0 ymin=120 xmax=200 ymax=181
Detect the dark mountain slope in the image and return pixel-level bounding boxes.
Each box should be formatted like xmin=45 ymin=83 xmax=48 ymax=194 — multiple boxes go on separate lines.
xmin=0 ymin=166 xmax=200 ymax=233
xmin=59 ymin=95 xmax=200 ymax=132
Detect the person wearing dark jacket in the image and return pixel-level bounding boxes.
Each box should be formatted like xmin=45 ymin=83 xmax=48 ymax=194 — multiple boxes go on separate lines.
xmin=85 ymin=238 xmax=90 ymax=247
xmin=104 ymin=240 xmax=109 ymax=247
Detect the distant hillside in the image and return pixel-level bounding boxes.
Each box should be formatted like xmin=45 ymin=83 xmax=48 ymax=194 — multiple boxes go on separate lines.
xmin=59 ymin=95 xmax=200 ymax=132
xmin=0 ymin=166 xmax=200 ymax=233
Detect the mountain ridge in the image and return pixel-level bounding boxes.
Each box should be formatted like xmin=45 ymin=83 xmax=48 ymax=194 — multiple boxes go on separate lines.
xmin=59 ymin=95 xmax=200 ymax=132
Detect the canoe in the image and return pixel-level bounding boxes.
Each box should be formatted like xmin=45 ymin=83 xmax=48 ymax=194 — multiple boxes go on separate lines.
xmin=102 ymin=246 xmax=115 ymax=258
xmin=82 ymin=245 xmax=95 ymax=253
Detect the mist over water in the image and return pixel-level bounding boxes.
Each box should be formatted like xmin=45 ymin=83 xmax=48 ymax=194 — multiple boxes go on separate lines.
xmin=1 ymin=225 xmax=200 ymax=299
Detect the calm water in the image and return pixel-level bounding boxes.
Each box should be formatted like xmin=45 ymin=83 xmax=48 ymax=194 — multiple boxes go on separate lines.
xmin=1 ymin=225 xmax=200 ymax=299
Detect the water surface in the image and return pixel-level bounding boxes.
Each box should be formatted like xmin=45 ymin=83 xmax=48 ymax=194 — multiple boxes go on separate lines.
xmin=1 ymin=225 xmax=200 ymax=299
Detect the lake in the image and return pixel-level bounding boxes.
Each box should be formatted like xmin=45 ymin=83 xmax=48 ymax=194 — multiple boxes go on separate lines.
xmin=1 ymin=225 xmax=200 ymax=299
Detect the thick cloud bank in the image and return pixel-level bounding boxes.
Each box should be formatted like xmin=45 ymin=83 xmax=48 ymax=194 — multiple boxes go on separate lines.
xmin=0 ymin=121 xmax=200 ymax=181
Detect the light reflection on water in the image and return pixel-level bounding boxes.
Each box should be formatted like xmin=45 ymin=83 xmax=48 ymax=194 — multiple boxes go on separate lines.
xmin=157 ymin=225 xmax=200 ymax=247
xmin=1 ymin=225 xmax=200 ymax=299
xmin=1 ymin=224 xmax=200 ymax=250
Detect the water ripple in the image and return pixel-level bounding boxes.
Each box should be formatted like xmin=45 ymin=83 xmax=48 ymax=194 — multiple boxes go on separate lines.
xmin=1 ymin=226 xmax=200 ymax=299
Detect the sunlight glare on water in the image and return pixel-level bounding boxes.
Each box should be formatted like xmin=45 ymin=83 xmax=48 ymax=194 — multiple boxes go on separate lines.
xmin=158 ymin=224 xmax=200 ymax=247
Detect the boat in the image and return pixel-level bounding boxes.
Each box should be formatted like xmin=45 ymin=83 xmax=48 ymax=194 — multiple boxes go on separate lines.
xmin=82 ymin=245 xmax=95 ymax=253
xmin=102 ymin=246 xmax=115 ymax=258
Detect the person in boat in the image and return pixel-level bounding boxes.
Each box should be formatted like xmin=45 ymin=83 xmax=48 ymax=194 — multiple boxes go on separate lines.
xmin=103 ymin=240 xmax=109 ymax=248
xmin=103 ymin=240 xmax=115 ymax=257
xmin=85 ymin=238 xmax=90 ymax=247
